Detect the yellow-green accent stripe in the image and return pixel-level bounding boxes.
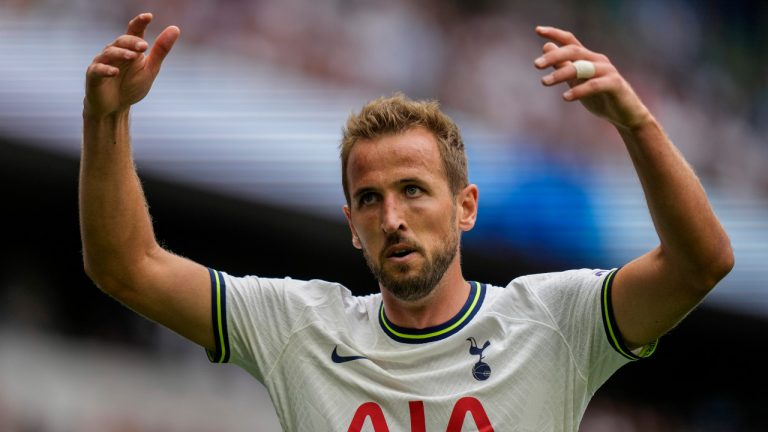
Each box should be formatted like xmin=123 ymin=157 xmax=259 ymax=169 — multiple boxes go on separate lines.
xmin=206 ymin=269 xmax=230 ymax=363
xmin=601 ymin=270 xmax=630 ymax=358
xmin=380 ymin=281 xmax=484 ymax=343
xmin=213 ymin=270 xmax=227 ymax=362
xmin=601 ymin=268 xmax=657 ymax=360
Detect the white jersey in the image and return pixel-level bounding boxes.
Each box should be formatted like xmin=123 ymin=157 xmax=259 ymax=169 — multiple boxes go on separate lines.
xmin=205 ymin=268 xmax=655 ymax=432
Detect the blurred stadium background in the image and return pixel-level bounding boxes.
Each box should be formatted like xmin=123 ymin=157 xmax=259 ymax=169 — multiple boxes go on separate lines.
xmin=1 ymin=0 xmax=767 ymax=430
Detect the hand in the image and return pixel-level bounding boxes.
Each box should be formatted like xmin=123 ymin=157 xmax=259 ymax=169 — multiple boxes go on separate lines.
xmin=534 ymin=26 xmax=651 ymax=130
xmin=84 ymin=13 xmax=180 ymax=118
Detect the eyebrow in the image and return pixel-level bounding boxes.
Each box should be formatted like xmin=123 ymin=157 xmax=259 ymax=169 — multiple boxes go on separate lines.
xmin=351 ymin=178 xmax=426 ymax=201
xmin=397 ymin=177 xmax=424 ymax=185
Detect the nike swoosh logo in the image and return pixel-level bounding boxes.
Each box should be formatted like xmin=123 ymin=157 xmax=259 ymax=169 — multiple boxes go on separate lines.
xmin=331 ymin=345 xmax=369 ymax=363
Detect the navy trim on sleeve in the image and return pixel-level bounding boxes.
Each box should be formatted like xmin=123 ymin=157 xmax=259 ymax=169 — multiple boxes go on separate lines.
xmin=206 ymin=268 xmax=231 ymax=363
xmin=600 ymin=268 xmax=657 ymax=360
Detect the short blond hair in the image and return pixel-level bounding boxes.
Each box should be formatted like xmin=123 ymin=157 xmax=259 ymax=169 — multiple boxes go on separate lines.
xmin=340 ymin=93 xmax=468 ymax=205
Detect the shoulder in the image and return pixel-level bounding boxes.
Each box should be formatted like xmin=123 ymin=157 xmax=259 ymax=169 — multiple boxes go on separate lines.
xmin=483 ymin=268 xmax=614 ymax=313
xmin=482 ymin=268 xmax=608 ymax=296
xmin=219 ymin=271 xmax=379 ymax=310
xmin=511 ymin=268 xmax=610 ymax=287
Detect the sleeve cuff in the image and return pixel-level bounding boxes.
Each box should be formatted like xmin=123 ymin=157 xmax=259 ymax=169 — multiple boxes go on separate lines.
xmin=600 ymin=268 xmax=658 ymax=361
xmin=206 ymin=268 xmax=231 ymax=363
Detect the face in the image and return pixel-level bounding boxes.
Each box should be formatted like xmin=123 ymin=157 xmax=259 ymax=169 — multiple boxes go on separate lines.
xmin=342 ymin=127 xmax=477 ymax=301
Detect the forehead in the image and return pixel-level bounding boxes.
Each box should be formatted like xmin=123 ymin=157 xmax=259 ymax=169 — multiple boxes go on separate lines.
xmin=346 ymin=127 xmax=447 ymax=190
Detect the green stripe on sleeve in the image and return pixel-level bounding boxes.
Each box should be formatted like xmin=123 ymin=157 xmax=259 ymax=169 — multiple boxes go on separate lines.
xmin=206 ymin=268 xmax=231 ymax=363
xmin=600 ymin=268 xmax=657 ymax=361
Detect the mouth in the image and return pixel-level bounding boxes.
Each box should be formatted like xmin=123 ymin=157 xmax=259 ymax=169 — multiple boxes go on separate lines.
xmin=384 ymin=244 xmax=418 ymax=261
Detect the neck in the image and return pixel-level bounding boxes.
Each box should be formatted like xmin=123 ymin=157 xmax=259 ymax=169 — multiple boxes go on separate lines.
xmin=379 ymin=258 xmax=469 ymax=329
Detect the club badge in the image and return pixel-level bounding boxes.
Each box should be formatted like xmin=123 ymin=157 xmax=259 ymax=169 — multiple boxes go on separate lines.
xmin=466 ymin=337 xmax=491 ymax=381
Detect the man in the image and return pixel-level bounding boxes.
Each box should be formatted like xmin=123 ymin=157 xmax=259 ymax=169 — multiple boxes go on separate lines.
xmin=80 ymin=12 xmax=733 ymax=431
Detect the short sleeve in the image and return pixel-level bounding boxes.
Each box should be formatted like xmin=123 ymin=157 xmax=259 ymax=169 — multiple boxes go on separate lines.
xmin=598 ymin=268 xmax=658 ymax=361
xmin=204 ymin=269 xmax=322 ymax=382
xmin=527 ymin=268 xmax=657 ymax=393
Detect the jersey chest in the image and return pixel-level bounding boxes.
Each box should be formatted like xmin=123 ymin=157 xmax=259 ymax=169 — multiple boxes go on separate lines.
xmin=266 ymin=315 xmax=582 ymax=431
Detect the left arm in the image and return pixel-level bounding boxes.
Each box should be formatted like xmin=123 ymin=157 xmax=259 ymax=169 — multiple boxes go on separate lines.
xmin=534 ymin=26 xmax=734 ymax=349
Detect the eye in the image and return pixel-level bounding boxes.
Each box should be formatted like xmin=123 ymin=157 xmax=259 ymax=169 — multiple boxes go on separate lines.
xmin=358 ymin=192 xmax=378 ymax=206
xmin=404 ymin=185 xmax=423 ymax=197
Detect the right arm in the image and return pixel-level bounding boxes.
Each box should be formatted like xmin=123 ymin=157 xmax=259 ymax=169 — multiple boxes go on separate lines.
xmin=80 ymin=13 xmax=213 ymax=349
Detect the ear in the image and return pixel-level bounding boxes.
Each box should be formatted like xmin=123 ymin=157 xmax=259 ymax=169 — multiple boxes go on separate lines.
xmin=342 ymin=204 xmax=363 ymax=249
xmin=457 ymin=184 xmax=479 ymax=232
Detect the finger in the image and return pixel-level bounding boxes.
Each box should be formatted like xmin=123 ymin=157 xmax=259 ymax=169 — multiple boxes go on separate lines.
xmin=126 ymin=12 xmax=153 ymax=38
xmin=542 ymin=42 xmax=569 ymax=69
xmin=541 ymin=61 xmax=604 ymax=86
xmin=94 ymin=46 xmax=140 ymax=65
xmin=146 ymin=26 xmax=180 ymax=76
xmin=542 ymin=42 xmax=558 ymax=54
xmin=534 ymin=44 xmax=597 ymax=69
xmin=562 ymin=76 xmax=614 ymax=101
xmin=112 ymin=35 xmax=149 ymax=52
xmin=86 ymin=63 xmax=119 ymax=87
xmin=535 ymin=26 xmax=583 ymax=48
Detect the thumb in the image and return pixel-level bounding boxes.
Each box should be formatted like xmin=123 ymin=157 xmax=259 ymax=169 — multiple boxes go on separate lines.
xmin=147 ymin=26 xmax=180 ymax=76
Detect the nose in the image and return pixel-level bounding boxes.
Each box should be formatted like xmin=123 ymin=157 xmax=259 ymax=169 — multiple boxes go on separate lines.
xmin=380 ymin=194 xmax=405 ymax=234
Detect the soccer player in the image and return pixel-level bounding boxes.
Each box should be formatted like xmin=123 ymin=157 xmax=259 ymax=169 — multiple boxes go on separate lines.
xmin=80 ymin=13 xmax=733 ymax=431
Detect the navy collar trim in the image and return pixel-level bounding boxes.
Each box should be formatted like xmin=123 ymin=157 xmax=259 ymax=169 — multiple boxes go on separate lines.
xmin=379 ymin=281 xmax=486 ymax=344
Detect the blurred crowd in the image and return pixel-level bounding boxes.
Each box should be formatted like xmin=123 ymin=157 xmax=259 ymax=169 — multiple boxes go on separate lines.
xmin=8 ymin=0 xmax=766 ymax=191
xmin=2 ymin=0 xmax=767 ymax=430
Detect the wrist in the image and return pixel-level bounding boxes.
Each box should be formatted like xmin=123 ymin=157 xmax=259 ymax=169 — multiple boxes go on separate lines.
xmin=82 ymin=108 xmax=131 ymax=147
xmin=615 ymin=108 xmax=655 ymax=134
xmin=82 ymin=107 xmax=130 ymax=123
xmin=616 ymin=112 xmax=665 ymax=149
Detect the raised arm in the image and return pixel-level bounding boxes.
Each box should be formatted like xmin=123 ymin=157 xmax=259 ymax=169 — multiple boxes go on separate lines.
xmin=80 ymin=13 xmax=213 ymax=349
xmin=533 ymin=26 xmax=734 ymax=349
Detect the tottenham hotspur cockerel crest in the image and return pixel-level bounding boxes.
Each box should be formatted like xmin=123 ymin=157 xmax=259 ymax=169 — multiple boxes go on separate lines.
xmin=466 ymin=337 xmax=491 ymax=381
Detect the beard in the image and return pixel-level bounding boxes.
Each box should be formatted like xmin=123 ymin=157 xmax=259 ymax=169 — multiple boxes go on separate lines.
xmin=362 ymin=224 xmax=459 ymax=302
